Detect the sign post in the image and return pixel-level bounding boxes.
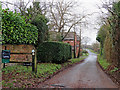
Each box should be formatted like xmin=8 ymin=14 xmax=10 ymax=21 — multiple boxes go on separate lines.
xmin=2 ymin=46 xmax=10 ymax=68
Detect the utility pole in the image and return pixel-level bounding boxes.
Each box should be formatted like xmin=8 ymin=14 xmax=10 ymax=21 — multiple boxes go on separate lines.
xmin=77 ymin=25 xmax=81 ymax=58
xmin=74 ymin=25 xmax=76 ymax=58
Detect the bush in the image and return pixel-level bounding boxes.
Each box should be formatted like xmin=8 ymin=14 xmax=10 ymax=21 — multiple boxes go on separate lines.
xmin=82 ymin=50 xmax=88 ymax=54
xmin=37 ymin=42 xmax=72 ymax=64
xmin=2 ymin=9 xmax=38 ymax=44
xmin=31 ymin=14 xmax=49 ymax=44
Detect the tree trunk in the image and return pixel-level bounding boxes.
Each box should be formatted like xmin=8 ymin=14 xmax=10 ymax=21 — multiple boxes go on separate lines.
xmin=100 ymin=42 xmax=103 ymax=56
xmin=77 ymin=41 xmax=81 ymax=58
xmin=77 ymin=28 xmax=81 ymax=58
xmin=73 ymin=27 xmax=76 ymax=58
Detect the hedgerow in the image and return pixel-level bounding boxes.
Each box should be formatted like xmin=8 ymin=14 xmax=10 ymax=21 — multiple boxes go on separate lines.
xmin=37 ymin=42 xmax=72 ymax=64
xmin=2 ymin=9 xmax=38 ymax=44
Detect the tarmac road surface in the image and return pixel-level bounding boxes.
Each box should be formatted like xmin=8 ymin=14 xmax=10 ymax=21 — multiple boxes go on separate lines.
xmin=39 ymin=50 xmax=118 ymax=88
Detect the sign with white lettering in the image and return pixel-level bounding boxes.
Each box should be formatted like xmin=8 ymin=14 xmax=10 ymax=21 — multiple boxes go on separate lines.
xmin=2 ymin=50 xmax=10 ymax=63
xmin=23 ymin=62 xmax=32 ymax=66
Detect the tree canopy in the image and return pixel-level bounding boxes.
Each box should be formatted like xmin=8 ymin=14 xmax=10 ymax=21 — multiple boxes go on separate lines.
xmin=31 ymin=14 xmax=49 ymax=44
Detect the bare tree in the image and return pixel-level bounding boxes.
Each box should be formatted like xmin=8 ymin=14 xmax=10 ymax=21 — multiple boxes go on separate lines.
xmin=1 ymin=0 xmax=32 ymax=15
xmin=92 ymin=42 xmax=100 ymax=51
xmin=1 ymin=0 xmax=48 ymax=16
xmin=48 ymin=0 xmax=89 ymax=40
xmin=82 ymin=36 xmax=91 ymax=48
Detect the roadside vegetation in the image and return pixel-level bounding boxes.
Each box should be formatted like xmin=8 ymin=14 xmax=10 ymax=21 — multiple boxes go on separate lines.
xmin=2 ymin=63 xmax=61 ymax=88
xmin=96 ymin=1 xmax=120 ymax=85
xmin=97 ymin=55 xmax=110 ymax=70
xmin=37 ymin=42 xmax=72 ymax=64
xmin=98 ymin=54 xmax=119 ymax=74
xmin=2 ymin=53 xmax=88 ymax=88
xmin=87 ymin=49 xmax=98 ymax=54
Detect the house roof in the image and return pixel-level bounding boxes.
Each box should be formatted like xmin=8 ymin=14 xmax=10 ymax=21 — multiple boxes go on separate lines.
xmin=77 ymin=35 xmax=80 ymax=41
xmin=63 ymin=32 xmax=75 ymax=39
xmin=49 ymin=31 xmax=80 ymax=41
xmin=63 ymin=32 xmax=80 ymax=41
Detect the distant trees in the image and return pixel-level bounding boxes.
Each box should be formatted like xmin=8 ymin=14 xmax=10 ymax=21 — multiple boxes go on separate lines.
xmin=91 ymin=42 xmax=100 ymax=52
xmin=82 ymin=36 xmax=91 ymax=48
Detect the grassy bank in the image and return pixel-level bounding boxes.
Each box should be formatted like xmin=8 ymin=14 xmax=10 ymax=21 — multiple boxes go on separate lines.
xmin=88 ymin=49 xmax=98 ymax=54
xmin=2 ymin=63 xmax=61 ymax=88
xmin=97 ymin=55 xmax=110 ymax=69
xmin=2 ymin=56 xmax=88 ymax=88
xmin=63 ymin=56 xmax=87 ymax=67
xmin=98 ymin=54 xmax=119 ymax=72
xmin=97 ymin=54 xmax=120 ymax=86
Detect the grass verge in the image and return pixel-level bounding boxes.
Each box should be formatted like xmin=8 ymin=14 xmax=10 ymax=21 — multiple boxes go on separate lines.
xmin=97 ymin=54 xmax=110 ymax=70
xmin=97 ymin=54 xmax=120 ymax=86
xmin=2 ymin=63 xmax=61 ymax=88
xmin=2 ymin=56 xmax=88 ymax=88
xmin=89 ymin=49 xmax=98 ymax=54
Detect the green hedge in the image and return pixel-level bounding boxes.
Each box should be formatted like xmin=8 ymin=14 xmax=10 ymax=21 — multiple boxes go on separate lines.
xmin=2 ymin=9 xmax=38 ymax=44
xmin=37 ymin=42 xmax=72 ymax=64
xmin=82 ymin=50 xmax=88 ymax=53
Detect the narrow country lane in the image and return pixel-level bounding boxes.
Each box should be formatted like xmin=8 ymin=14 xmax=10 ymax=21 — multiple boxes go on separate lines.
xmin=39 ymin=50 xmax=118 ymax=88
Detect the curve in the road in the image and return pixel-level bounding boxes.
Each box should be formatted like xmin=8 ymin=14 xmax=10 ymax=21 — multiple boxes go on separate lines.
xmin=39 ymin=50 xmax=118 ymax=88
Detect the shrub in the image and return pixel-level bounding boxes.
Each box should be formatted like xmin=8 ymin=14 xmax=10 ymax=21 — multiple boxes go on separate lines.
xmin=82 ymin=50 xmax=88 ymax=54
xmin=31 ymin=14 xmax=49 ymax=44
xmin=37 ymin=42 xmax=72 ymax=64
xmin=2 ymin=9 xmax=38 ymax=44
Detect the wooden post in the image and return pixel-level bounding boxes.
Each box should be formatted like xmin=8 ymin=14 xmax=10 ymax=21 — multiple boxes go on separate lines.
xmin=32 ymin=49 xmax=37 ymax=73
xmin=3 ymin=46 xmax=6 ymax=68
xmin=32 ymin=50 xmax=35 ymax=72
xmin=34 ymin=50 xmax=37 ymax=73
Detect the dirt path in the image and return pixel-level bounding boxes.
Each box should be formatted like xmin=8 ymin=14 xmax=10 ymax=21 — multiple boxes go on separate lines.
xmin=39 ymin=50 xmax=118 ymax=88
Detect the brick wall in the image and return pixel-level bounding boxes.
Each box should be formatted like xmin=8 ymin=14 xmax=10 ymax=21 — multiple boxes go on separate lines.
xmin=2 ymin=45 xmax=35 ymax=62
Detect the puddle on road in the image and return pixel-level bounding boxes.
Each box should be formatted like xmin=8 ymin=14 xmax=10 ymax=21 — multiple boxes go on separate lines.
xmin=51 ymin=84 xmax=65 ymax=88
xmin=42 ymin=84 xmax=66 ymax=88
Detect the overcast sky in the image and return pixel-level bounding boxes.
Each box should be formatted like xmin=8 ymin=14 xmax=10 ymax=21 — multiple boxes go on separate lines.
xmin=75 ymin=0 xmax=103 ymax=45
xmin=1 ymin=0 xmax=108 ymax=45
xmin=40 ymin=0 xmax=103 ymax=45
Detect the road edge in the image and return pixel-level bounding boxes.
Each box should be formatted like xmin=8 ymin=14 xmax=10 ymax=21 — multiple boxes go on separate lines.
xmin=38 ymin=59 xmax=85 ymax=86
xmin=97 ymin=61 xmax=119 ymax=88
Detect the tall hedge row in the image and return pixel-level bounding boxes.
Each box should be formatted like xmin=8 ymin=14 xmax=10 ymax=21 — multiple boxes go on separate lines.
xmin=37 ymin=42 xmax=72 ymax=64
